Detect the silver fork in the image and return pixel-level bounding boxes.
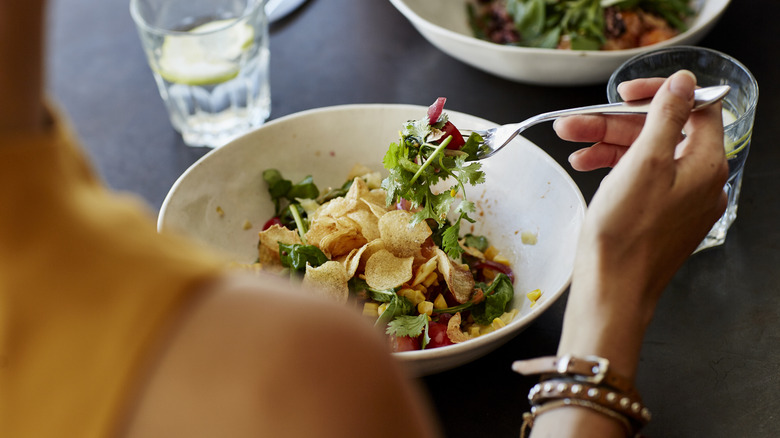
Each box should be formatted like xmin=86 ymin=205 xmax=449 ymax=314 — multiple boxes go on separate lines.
xmin=463 ymin=85 xmax=730 ymax=161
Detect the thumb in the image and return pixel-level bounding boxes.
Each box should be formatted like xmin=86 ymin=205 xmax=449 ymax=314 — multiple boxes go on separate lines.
xmin=634 ymin=70 xmax=697 ymax=159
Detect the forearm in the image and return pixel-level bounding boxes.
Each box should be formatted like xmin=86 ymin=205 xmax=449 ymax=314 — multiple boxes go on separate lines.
xmin=528 ymin=239 xmax=656 ymax=438
xmin=0 ymin=0 xmax=48 ymax=133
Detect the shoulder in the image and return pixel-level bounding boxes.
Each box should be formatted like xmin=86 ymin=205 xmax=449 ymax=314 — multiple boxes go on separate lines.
xmin=121 ymin=272 xmax=441 ymax=438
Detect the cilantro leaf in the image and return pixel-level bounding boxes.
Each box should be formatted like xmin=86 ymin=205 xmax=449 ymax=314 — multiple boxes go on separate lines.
xmin=440 ymin=220 xmax=462 ymax=260
xmin=386 ymin=314 xmax=429 ymax=338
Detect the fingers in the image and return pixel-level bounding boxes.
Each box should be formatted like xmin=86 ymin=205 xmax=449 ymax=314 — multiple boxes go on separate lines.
xmin=631 ymin=70 xmax=697 ymax=160
xmin=554 ymin=114 xmax=646 ymax=145
xmin=568 ymin=142 xmax=629 ymax=171
xmin=616 ymin=77 xmax=666 ymax=101
xmin=683 ymin=101 xmax=726 ymax=159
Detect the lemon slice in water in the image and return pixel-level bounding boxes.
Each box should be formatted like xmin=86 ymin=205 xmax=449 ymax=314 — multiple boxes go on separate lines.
xmin=721 ymin=108 xmax=748 ymax=158
xmin=157 ymin=19 xmax=254 ymax=86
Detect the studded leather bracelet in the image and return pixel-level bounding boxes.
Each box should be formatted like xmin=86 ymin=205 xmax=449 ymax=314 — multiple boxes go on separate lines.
xmin=513 ymin=355 xmax=651 ymax=437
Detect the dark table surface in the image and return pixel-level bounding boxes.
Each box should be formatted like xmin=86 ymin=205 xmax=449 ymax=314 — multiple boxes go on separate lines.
xmin=48 ymin=0 xmax=780 ymax=436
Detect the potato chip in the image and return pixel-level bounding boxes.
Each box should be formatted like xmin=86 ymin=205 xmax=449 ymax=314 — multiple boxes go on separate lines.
xmin=346 ymin=209 xmax=381 ymax=241
xmin=302 ymin=261 xmax=349 ymax=304
xmin=257 ymin=225 xmax=302 ymax=262
xmin=446 ymin=312 xmax=471 ymax=343
xmin=378 ymin=210 xmax=432 ymax=258
xmin=310 ymin=196 xmax=355 ymax=222
xmin=435 ymin=248 xmax=475 ymax=303
xmin=319 ymin=227 xmax=367 ymax=259
xmin=344 ymin=176 xmax=370 ymax=204
xmin=361 ymin=198 xmax=388 ymax=220
xmin=365 ymin=249 xmax=414 ymax=290
xmin=364 ymin=189 xmax=387 ymax=206
xmin=339 ymin=244 xmax=369 ymax=278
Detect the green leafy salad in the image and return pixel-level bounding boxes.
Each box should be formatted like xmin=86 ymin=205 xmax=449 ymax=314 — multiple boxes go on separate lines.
xmin=468 ymin=0 xmax=694 ymax=50
xmin=254 ymin=98 xmax=530 ymax=352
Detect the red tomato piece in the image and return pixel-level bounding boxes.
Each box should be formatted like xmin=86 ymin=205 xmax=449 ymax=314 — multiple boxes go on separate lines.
xmin=389 ymin=334 xmax=421 ymax=352
xmin=441 ymin=121 xmax=465 ymax=150
xmin=262 ymin=216 xmax=282 ymax=230
xmin=427 ymin=320 xmax=454 ymax=349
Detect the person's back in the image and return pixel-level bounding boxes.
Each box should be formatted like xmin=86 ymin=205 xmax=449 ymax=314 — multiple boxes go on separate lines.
xmin=0 ymin=106 xmax=439 ymax=438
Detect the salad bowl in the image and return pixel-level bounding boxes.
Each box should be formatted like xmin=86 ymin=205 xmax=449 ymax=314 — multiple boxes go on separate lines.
xmin=389 ymin=0 xmax=730 ymax=86
xmin=158 ymin=104 xmax=586 ymax=375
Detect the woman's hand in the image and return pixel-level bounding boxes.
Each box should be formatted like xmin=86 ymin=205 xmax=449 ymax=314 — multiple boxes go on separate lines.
xmin=530 ymin=71 xmax=729 ymax=438
xmin=568 ymin=71 xmax=729 ymax=308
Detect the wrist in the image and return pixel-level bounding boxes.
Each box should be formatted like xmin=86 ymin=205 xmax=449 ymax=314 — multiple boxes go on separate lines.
xmin=559 ymin=247 xmax=659 ymax=383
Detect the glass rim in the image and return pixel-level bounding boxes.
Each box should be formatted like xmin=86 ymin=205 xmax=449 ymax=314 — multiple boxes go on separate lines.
xmin=607 ymin=46 xmax=759 ymax=127
xmin=129 ymin=0 xmax=264 ymax=37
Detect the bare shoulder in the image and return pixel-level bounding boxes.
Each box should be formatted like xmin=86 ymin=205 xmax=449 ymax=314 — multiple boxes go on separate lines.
xmin=121 ymin=272 xmax=441 ymax=438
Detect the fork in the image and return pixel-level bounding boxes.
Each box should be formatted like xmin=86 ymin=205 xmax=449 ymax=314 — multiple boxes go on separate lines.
xmin=462 ymin=85 xmax=730 ymax=161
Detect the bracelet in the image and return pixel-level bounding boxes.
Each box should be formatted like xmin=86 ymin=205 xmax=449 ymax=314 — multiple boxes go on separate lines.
xmin=512 ymin=354 xmax=636 ymax=396
xmin=513 ymin=355 xmax=651 ymax=437
xmin=520 ymin=398 xmax=633 ymax=438
xmin=528 ymin=377 xmax=651 ymax=428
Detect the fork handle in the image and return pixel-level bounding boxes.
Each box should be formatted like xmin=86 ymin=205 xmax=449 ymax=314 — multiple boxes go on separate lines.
xmin=533 ymin=85 xmax=728 ymax=123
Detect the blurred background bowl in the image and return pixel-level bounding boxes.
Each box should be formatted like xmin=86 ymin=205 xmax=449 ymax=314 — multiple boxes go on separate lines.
xmin=158 ymin=104 xmax=586 ymax=375
xmin=389 ymin=0 xmax=730 ymax=86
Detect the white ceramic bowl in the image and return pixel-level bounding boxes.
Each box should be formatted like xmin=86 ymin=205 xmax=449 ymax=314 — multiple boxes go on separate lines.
xmin=158 ymin=104 xmax=586 ymax=376
xmin=389 ymin=0 xmax=730 ymax=86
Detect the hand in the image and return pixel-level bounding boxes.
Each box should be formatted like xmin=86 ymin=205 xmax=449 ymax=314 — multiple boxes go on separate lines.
xmin=562 ymin=69 xmax=728 ymax=388
xmin=570 ymin=71 xmax=729 ymax=304
xmin=530 ymin=70 xmax=730 ymax=438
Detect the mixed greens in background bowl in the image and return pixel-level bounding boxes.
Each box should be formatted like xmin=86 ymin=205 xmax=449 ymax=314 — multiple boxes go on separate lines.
xmin=389 ymin=0 xmax=730 ymax=85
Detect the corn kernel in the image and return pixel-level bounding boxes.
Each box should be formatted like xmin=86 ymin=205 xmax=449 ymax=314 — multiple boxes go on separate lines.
xmin=500 ymin=308 xmax=519 ymax=324
xmin=433 ymin=293 xmax=448 ymax=310
xmin=412 ymin=284 xmax=426 ymax=294
xmin=521 ymin=231 xmax=538 ymax=245
xmin=377 ymin=303 xmax=388 ymax=315
xmin=362 ymin=302 xmax=379 ymax=318
xmin=450 ymin=188 xmax=457 ymax=197
xmin=418 ymin=301 xmax=434 ymax=316
xmin=526 ymin=289 xmax=542 ymax=307
xmin=491 ymin=317 xmax=506 ymax=330
xmin=493 ymin=254 xmax=511 ymax=266
xmin=468 ymin=326 xmax=481 ymax=338
xmin=422 ymin=272 xmax=438 ymax=288
xmin=483 ymin=246 xmax=499 ymax=261
xmin=480 ymin=325 xmax=495 ymax=335
xmin=399 ymin=288 xmax=426 ymax=306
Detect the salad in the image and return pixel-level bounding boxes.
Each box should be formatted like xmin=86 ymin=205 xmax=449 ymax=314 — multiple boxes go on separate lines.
xmin=467 ymin=0 xmax=694 ymax=50
xmin=255 ymin=98 xmax=531 ymax=352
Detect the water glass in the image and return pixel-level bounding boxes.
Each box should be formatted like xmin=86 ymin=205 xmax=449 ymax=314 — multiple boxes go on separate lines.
xmin=607 ymin=46 xmax=759 ymax=252
xmin=130 ymin=0 xmax=271 ymax=148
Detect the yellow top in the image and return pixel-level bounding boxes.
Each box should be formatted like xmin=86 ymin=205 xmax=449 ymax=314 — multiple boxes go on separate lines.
xmin=0 ymin=109 xmax=223 ymax=436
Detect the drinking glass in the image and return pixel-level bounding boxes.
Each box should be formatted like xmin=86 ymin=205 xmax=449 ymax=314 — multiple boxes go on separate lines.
xmin=607 ymin=46 xmax=759 ymax=252
xmin=130 ymin=0 xmax=271 ymax=148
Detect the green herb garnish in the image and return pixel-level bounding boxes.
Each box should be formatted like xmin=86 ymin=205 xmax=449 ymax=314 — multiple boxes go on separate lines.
xmin=381 ymin=107 xmax=486 ymax=259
